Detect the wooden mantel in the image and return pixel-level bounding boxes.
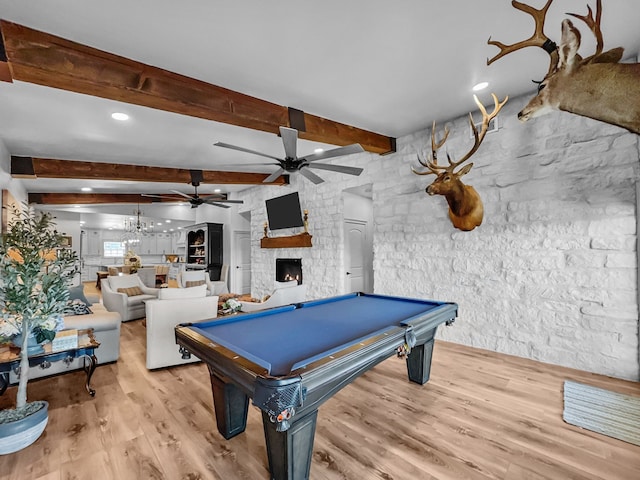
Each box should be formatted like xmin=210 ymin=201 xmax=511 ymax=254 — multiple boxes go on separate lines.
xmin=260 ymin=233 xmax=312 ymax=249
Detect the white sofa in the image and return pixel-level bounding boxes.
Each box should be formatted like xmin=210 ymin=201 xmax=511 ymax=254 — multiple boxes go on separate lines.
xmin=238 ymin=281 xmax=307 ymax=313
xmin=101 ymin=273 xmax=159 ymax=321
xmin=145 ymin=285 xmax=219 ymax=369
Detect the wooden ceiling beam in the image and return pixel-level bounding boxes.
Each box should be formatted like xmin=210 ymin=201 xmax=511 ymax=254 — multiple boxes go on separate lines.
xmin=0 ymin=20 xmax=395 ymax=154
xmin=29 ymin=193 xmax=213 ymax=205
xmin=11 ymin=156 xmax=288 ymax=185
xmin=0 ymin=25 xmax=12 ymax=83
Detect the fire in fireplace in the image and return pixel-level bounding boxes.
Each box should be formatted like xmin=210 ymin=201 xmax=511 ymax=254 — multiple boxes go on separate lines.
xmin=276 ymin=258 xmax=302 ymax=285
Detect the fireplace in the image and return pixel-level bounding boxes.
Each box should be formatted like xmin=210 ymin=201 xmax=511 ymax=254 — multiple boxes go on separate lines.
xmin=276 ymin=258 xmax=302 ymax=284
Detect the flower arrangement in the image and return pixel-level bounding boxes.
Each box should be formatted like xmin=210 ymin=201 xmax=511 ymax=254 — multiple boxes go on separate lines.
xmin=221 ymin=298 xmax=242 ymax=313
xmin=124 ymin=250 xmax=141 ymax=273
xmin=0 ymin=203 xmax=78 ymax=415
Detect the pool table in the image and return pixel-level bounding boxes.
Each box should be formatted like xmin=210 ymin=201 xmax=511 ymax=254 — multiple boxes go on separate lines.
xmin=175 ymin=292 xmax=457 ymax=480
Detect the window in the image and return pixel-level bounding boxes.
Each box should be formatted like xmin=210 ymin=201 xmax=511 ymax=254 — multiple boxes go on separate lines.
xmin=103 ymin=241 xmax=125 ymax=258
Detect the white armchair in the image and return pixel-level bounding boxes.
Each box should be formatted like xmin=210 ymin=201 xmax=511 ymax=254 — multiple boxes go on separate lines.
xmin=145 ymin=284 xmax=219 ymax=369
xmin=136 ymin=267 xmax=157 ymax=288
xmin=101 ymin=273 xmax=160 ymax=322
xmin=209 ymin=264 xmax=229 ymax=295
xmin=239 ymin=281 xmax=307 ymax=313
xmin=179 ymin=268 xmax=228 ymax=296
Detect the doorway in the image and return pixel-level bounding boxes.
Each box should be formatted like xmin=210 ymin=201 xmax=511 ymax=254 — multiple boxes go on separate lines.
xmin=232 ymin=230 xmax=251 ymax=294
xmin=342 ymin=186 xmax=374 ymax=293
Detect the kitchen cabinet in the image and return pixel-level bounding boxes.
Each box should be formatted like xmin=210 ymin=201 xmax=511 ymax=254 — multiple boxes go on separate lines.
xmin=84 ymin=230 xmax=102 ymax=256
xmin=139 ymin=234 xmax=157 ymax=255
xmin=156 ymin=233 xmax=173 ymax=254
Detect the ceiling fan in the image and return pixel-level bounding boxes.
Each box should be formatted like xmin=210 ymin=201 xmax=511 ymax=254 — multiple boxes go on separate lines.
xmin=214 ymin=126 xmax=365 ymax=184
xmin=141 ymin=170 xmax=244 ymax=209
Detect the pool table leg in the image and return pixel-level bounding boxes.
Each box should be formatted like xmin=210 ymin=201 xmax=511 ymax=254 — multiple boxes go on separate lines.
xmin=209 ymin=371 xmax=249 ymax=439
xmin=262 ymin=409 xmax=318 ymax=480
xmin=406 ymin=338 xmax=435 ymax=385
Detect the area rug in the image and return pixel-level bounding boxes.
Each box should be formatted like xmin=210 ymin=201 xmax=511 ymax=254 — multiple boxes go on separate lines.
xmin=563 ymin=380 xmax=640 ymax=446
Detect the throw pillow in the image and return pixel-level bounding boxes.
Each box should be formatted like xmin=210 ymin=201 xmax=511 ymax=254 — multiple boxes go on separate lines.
xmin=68 ymin=285 xmax=92 ymax=306
xmin=185 ymin=280 xmax=206 ymax=288
xmin=117 ymin=286 xmax=144 ymax=297
xmin=64 ymin=299 xmax=93 ymax=316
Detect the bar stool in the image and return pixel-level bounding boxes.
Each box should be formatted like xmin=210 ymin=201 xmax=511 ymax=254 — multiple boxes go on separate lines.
xmin=96 ymin=271 xmax=109 ymax=290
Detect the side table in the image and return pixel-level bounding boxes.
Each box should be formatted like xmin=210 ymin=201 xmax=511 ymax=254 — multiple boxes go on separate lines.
xmin=0 ymin=328 xmax=101 ymax=396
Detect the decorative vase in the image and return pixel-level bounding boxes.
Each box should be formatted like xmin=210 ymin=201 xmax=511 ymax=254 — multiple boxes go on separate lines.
xmin=0 ymin=401 xmax=49 ymax=455
xmin=11 ymin=332 xmax=45 ymax=355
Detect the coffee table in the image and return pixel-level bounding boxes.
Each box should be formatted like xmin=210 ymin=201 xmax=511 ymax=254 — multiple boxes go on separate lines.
xmin=0 ymin=328 xmax=100 ymax=396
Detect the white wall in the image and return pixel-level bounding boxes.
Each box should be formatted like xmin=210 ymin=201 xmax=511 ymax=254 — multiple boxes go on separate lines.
xmin=0 ymin=139 xmax=27 ymax=205
xmin=238 ymin=91 xmax=639 ymax=381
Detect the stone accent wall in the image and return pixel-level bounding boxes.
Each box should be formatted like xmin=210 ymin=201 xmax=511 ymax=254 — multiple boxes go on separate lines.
xmin=240 ymin=92 xmax=639 ymax=381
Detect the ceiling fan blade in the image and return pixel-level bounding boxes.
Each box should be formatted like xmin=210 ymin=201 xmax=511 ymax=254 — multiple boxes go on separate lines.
xmin=170 ymin=190 xmax=193 ymax=200
xmin=298 ymin=167 xmax=325 ymax=184
xmin=279 ymin=126 xmax=298 ymax=159
xmin=214 ymin=142 xmax=283 ymax=162
xmin=140 ymin=193 xmax=184 ymax=201
xmin=263 ymin=167 xmax=285 ymax=183
xmin=302 ymin=144 xmax=365 ymax=163
xmin=204 ymin=200 xmax=231 ymax=209
xmin=200 ymin=195 xmax=244 ymax=204
xmin=306 ymin=163 xmax=364 ymax=176
xmin=218 ymin=162 xmax=282 ymax=167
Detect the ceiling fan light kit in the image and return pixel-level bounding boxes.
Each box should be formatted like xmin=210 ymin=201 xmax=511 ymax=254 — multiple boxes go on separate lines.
xmin=214 ymin=126 xmax=365 ymax=184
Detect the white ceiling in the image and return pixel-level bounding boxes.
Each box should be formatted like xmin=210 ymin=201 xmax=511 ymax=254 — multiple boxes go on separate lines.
xmin=0 ymin=0 xmax=638 ymax=229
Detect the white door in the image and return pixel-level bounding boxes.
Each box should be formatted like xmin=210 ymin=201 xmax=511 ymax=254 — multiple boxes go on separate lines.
xmin=233 ymin=231 xmax=251 ymax=294
xmin=344 ymin=220 xmax=368 ymax=293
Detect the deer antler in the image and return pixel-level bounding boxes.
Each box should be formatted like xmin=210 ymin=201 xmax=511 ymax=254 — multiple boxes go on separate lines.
xmin=487 ymin=0 xmax=559 ymax=74
xmin=567 ymin=0 xmax=603 ymax=57
xmin=456 ymin=94 xmax=509 ymax=166
xmin=411 ymin=121 xmax=450 ymax=176
xmin=412 ymin=94 xmax=508 ymax=176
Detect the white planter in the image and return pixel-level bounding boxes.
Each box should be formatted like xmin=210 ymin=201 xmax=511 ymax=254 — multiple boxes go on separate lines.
xmin=0 ymin=401 xmax=49 ymax=455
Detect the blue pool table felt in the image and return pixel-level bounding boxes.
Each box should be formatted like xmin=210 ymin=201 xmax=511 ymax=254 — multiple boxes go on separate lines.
xmin=192 ymin=294 xmax=444 ymax=376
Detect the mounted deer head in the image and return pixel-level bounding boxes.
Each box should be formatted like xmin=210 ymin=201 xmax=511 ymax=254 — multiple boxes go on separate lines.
xmin=487 ymin=0 xmax=640 ymax=134
xmin=412 ymin=94 xmax=508 ymax=232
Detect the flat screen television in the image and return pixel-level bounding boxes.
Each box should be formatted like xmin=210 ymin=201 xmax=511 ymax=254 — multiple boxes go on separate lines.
xmin=266 ymin=192 xmax=304 ymax=230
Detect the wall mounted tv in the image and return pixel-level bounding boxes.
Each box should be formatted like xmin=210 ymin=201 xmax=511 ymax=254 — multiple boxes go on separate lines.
xmin=266 ymin=192 xmax=304 ymax=230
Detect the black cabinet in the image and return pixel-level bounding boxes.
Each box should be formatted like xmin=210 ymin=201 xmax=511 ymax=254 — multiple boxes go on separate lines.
xmin=186 ymin=223 xmax=223 ymax=280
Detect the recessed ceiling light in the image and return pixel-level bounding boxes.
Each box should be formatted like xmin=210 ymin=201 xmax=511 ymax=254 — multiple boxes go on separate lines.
xmin=81 ymin=187 xmax=92 ymax=192
xmin=165 ymin=219 xmax=171 ymax=223
xmin=214 ymin=189 xmax=221 ymax=193
xmin=157 ymin=222 xmax=162 ymax=226
xmin=111 ymin=112 xmax=129 ymax=121
xmin=472 ymin=82 xmax=489 ymax=92
xmin=314 ymin=148 xmax=324 ymax=153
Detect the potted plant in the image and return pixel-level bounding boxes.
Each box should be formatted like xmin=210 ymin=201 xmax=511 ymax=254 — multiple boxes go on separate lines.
xmin=0 ymin=204 xmax=78 ymax=454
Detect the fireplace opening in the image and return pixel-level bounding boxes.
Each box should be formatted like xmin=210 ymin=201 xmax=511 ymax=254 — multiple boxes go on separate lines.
xmin=276 ymin=258 xmax=302 ymax=285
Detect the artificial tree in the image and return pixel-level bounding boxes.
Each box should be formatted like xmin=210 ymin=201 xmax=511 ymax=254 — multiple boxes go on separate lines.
xmin=0 ymin=203 xmax=78 ymax=419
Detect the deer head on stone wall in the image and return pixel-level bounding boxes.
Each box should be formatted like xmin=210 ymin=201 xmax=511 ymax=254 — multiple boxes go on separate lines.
xmin=487 ymin=0 xmax=640 ymax=134
xmin=412 ymin=93 xmax=508 ymax=232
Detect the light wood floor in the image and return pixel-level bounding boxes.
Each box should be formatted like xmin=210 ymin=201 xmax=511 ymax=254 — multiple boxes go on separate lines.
xmin=1 ymin=285 xmax=639 ymax=479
